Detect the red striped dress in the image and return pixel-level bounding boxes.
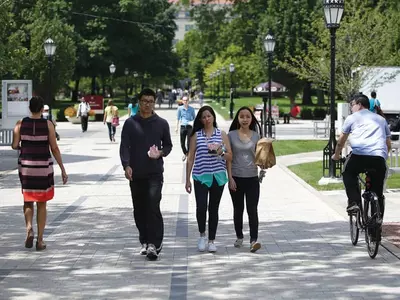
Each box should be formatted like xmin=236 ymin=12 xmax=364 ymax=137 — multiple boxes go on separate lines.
xmin=18 ymin=117 xmax=54 ymax=202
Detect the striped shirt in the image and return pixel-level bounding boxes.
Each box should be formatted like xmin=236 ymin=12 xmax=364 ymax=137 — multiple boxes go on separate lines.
xmin=192 ymin=128 xmax=227 ymax=187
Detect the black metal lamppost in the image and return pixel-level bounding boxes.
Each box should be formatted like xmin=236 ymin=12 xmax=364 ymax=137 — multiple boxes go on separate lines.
xmin=229 ymin=63 xmax=235 ymax=119
xmin=124 ymin=68 xmax=129 ymax=106
xmin=263 ymin=34 xmax=276 ymax=138
xmin=216 ymin=69 xmax=220 ymax=103
xmin=323 ymin=0 xmax=344 ymax=178
xmin=44 ymin=38 xmax=56 ymax=120
xmin=212 ymin=72 xmax=216 ymax=100
xmin=109 ymin=63 xmax=116 ymax=98
xmin=133 ymin=71 xmax=138 ymax=95
xmin=221 ymin=66 xmax=226 ymax=107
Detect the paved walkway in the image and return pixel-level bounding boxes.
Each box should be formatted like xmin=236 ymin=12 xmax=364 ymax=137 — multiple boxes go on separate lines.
xmin=1 ymin=104 xmax=400 ymax=299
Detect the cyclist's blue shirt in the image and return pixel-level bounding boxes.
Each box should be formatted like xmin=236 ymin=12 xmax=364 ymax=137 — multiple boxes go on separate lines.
xmin=342 ymin=109 xmax=391 ymax=159
xmin=369 ymin=98 xmax=381 ymax=112
xmin=128 ymin=103 xmax=138 ymax=116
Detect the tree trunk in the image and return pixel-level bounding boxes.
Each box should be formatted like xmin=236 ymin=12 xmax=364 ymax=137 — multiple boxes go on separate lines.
xmin=71 ymin=79 xmax=80 ymax=102
xmin=129 ymin=84 xmax=133 ymax=95
xmin=317 ymin=89 xmax=325 ymax=105
xmin=91 ymin=76 xmax=96 ymax=95
xmin=302 ymin=82 xmax=312 ymax=105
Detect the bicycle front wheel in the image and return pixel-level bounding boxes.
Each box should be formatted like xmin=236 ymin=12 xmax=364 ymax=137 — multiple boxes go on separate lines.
xmin=364 ymin=193 xmax=381 ymax=259
xmin=349 ymin=213 xmax=359 ymax=246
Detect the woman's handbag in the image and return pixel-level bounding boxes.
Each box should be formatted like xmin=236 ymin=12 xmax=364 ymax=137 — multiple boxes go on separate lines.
xmin=254 ymin=138 xmax=276 ymax=169
xmin=111 ymin=107 xmax=119 ymax=127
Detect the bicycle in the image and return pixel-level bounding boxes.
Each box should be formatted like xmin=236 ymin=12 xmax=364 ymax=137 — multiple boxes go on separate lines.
xmin=342 ymin=158 xmax=385 ymax=258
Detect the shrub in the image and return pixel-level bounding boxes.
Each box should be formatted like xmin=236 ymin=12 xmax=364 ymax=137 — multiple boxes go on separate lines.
xmin=313 ymin=108 xmax=327 ymax=120
xmin=300 ymin=108 xmax=313 ymax=120
xmin=56 ymin=109 xmax=67 ymax=122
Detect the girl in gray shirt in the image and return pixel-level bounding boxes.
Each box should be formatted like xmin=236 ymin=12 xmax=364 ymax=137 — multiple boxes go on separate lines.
xmin=227 ymin=106 xmax=262 ymax=252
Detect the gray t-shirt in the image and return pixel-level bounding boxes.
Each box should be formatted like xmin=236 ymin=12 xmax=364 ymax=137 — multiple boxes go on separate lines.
xmin=228 ymin=130 xmax=260 ymax=178
xmin=342 ymin=109 xmax=390 ymax=159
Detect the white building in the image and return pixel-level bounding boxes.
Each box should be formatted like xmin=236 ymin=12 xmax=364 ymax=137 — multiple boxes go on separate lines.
xmin=168 ymin=0 xmax=231 ymax=46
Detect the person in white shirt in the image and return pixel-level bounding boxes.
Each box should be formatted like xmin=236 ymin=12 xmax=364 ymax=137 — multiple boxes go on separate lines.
xmin=77 ymin=97 xmax=91 ymax=132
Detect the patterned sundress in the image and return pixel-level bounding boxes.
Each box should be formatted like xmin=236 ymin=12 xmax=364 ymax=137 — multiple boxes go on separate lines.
xmin=18 ymin=117 xmax=54 ymax=202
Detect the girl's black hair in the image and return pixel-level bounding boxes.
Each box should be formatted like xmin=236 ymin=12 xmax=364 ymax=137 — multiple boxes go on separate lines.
xmin=190 ymin=105 xmax=217 ymax=137
xmin=29 ymin=96 xmax=44 ymax=113
xmin=229 ymin=106 xmax=262 ymax=135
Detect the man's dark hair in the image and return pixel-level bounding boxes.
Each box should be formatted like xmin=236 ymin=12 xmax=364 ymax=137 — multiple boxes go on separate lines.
xmin=371 ymin=91 xmax=377 ymax=98
xmin=354 ymin=94 xmax=370 ymax=109
xmin=29 ymin=96 xmax=44 ymax=113
xmin=138 ymin=88 xmax=156 ymax=100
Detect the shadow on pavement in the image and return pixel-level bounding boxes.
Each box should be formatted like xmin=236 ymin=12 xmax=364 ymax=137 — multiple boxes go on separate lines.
xmin=0 ymin=203 xmax=399 ymax=300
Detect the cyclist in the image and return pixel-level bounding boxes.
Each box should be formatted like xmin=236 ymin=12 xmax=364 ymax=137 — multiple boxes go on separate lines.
xmin=332 ymin=94 xmax=391 ymax=216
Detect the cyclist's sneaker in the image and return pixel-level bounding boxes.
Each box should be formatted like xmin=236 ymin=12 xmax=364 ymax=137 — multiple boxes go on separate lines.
xmin=250 ymin=241 xmax=261 ymax=253
xmin=346 ymin=203 xmax=360 ymax=213
xmin=146 ymin=244 xmax=158 ymax=260
xmin=234 ymin=238 xmax=243 ymax=248
xmin=139 ymin=244 xmax=147 ymax=255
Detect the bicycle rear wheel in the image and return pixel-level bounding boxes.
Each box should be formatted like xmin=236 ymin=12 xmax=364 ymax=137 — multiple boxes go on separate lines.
xmin=349 ymin=213 xmax=359 ymax=245
xmin=364 ymin=193 xmax=381 ymax=259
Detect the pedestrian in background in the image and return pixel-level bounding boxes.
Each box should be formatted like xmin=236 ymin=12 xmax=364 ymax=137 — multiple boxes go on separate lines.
xmin=176 ymin=96 xmax=196 ymax=161
xmin=77 ymin=97 xmax=90 ymax=132
xmin=185 ymin=106 xmax=232 ymax=253
xmin=227 ymin=106 xmax=262 ymax=253
xmin=120 ymin=88 xmax=173 ymax=260
xmin=128 ymin=97 xmax=139 ymax=117
xmin=103 ymin=99 xmax=119 ymax=142
xmin=12 ymin=96 xmax=68 ymax=251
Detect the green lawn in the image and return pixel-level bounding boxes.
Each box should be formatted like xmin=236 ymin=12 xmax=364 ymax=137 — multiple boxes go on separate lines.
xmin=289 ymin=160 xmax=400 ymax=191
xmin=274 ymin=140 xmax=327 ymax=156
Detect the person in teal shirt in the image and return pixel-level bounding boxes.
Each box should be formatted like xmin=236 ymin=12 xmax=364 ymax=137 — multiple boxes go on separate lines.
xmin=128 ymin=99 xmax=139 ymax=117
xmin=369 ymin=91 xmax=381 ymax=113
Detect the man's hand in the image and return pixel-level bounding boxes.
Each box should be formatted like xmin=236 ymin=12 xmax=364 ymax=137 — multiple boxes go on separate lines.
xmin=124 ymin=166 xmax=133 ymax=181
xmin=148 ymin=145 xmax=161 ymax=159
xmin=331 ymin=153 xmax=340 ymax=161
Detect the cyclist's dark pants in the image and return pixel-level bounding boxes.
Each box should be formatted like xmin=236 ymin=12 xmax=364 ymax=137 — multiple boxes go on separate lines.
xmin=343 ymin=153 xmax=386 ymax=214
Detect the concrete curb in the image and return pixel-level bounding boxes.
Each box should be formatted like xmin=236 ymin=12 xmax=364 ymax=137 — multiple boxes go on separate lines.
xmin=278 ymin=161 xmax=400 ymax=259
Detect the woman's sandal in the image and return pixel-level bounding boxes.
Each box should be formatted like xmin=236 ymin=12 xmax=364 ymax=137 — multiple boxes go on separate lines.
xmin=25 ymin=229 xmax=34 ymax=249
xmin=35 ymin=240 xmax=47 ymax=251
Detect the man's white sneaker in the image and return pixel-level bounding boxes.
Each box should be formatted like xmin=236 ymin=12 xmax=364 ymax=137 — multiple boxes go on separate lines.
xmin=198 ymin=236 xmax=207 ymax=252
xmin=250 ymin=241 xmax=261 ymax=253
xmin=139 ymin=244 xmax=147 ymax=255
xmin=234 ymin=238 xmax=243 ymax=248
xmin=208 ymin=242 xmax=217 ymax=253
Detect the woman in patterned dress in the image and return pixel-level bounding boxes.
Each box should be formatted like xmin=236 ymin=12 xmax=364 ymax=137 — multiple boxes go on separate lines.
xmin=12 ymin=96 xmax=68 ymax=251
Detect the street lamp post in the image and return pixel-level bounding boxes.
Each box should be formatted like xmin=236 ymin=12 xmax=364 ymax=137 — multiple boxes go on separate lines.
xmin=323 ymin=0 xmax=344 ymax=178
xmin=133 ymin=72 xmax=138 ymax=95
xmin=212 ymin=72 xmax=215 ymax=100
xmin=221 ymin=67 xmax=226 ymax=107
xmin=109 ymin=63 xmax=116 ymax=97
xmin=124 ymin=68 xmax=129 ymax=107
xmin=216 ymin=69 xmax=220 ymax=103
xmin=43 ymin=38 xmax=56 ymax=120
xmin=264 ymin=34 xmax=276 ymax=138
xmin=229 ymin=63 xmax=235 ymax=119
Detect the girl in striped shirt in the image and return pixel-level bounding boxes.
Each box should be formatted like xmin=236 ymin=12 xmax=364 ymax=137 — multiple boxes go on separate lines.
xmin=185 ymin=106 xmax=232 ymax=253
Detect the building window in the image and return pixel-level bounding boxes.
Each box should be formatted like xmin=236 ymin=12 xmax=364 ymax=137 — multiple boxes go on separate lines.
xmin=184 ymin=11 xmax=191 ymax=17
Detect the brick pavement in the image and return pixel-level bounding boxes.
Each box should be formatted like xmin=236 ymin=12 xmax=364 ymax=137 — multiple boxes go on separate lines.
xmin=0 ymin=103 xmax=400 ymax=300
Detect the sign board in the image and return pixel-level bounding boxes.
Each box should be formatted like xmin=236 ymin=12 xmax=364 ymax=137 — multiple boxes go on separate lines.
xmin=1 ymin=80 xmax=33 ymax=129
xmin=254 ymin=105 xmax=279 ymax=121
xmin=83 ymin=95 xmax=104 ymax=114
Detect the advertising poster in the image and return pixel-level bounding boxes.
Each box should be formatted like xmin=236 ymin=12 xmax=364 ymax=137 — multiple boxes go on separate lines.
xmin=2 ymin=80 xmax=32 ymax=128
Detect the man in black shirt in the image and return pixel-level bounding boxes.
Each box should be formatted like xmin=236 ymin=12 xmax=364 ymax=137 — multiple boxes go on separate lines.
xmin=120 ymin=88 xmax=173 ymax=260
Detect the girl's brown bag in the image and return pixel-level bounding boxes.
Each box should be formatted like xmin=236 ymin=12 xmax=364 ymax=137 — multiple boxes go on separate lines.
xmin=254 ymin=138 xmax=276 ymax=169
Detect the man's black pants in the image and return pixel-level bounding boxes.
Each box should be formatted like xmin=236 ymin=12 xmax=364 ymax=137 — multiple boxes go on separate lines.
xmin=129 ymin=176 xmax=164 ymax=248
xmin=180 ymin=125 xmax=192 ymax=155
xmin=81 ymin=116 xmax=88 ymax=132
xmin=343 ymin=153 xmax=386 ymax=213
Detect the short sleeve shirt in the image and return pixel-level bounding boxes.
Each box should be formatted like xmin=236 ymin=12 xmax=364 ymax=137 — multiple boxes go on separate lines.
xmin=342 ymin=109 xmax=390 ymax=158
